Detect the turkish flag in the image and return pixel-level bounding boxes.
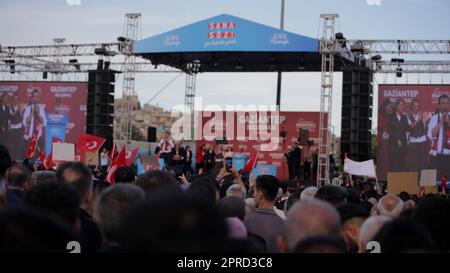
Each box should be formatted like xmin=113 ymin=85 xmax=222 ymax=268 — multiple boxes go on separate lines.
xmin=419 ymin=186 xmax=425 ymax=198
xmin=37 ymin=147 xmax=47 ymax=169
xmin=125 ymin=147 xmax=139 ymax=166
xmin=441 ymin=176 xmax=448 ymax=192
xmin=240 ymin=151 xmax=259 ymax=174
xmin=26 ymin=136 xmax=38 ymax=159
xmin=106 ymin=146 xmax=127 ymax=184
xmin=109 ymin=142 xmax=117 ymax=163
xmin=37 ymin=147 xmax=55 ymax=170
xmin=75 ymin=151 xmax=85 ymax=163
xmin=45 ymin=152 xmax=55 ymax=169
xmin=76 ymin=134 xmax=105 ymax=153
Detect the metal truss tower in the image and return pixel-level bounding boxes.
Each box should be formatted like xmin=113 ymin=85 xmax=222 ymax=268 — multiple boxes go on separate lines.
xmin=51 ymin=38 xmax=65 ymax=81
xmin=317 ymin=14 xmax=338 ymax=187
xmin=184 ymin=60 xmax=201 ymax=141
xmin=118 ymin=13 xmax=141 ymax=141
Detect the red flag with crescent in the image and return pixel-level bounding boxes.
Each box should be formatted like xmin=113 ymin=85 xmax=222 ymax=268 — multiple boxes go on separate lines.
xmin=26 ymin=136 xmax=38 ymax=159
xmin=106 ymin=146 xmax=127 ymax=184
xmin=125 ymin=147 xmax=140 ymax=166
xmin=76 ymin=134 xmax=105 ymax=153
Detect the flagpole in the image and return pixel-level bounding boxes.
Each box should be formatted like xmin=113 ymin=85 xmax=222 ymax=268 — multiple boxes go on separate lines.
xmin=374 ymin=163 xmax=382 ymax=195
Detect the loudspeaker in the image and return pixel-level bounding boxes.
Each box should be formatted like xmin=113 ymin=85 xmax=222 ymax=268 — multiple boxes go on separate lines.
xmin=87 ymin=62 xmax=116 ymax=149
xmin=340 ymin=67 xmax=373 ymax=162
xmin=147 ymin=127 xmax=157 ymax=142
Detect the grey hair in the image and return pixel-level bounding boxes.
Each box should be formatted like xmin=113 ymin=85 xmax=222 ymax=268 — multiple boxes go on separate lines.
xmin=283 ymin=199 xmax=341 ymax=251
xmin=300 ymin=186 xmax=318 ymax=201
xmin=226 ymin=184 xmax=246 ymax=199
xmin=377 ymin=194 xmax=403 ymax=218
xmin=359 ymin=215 xmax=392 ymax=247
xmin=96 ymin=184 xmax=145 ymax=242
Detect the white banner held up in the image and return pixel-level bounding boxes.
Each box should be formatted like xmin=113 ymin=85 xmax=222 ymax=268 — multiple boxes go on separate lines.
xmin=344 ymin=158 xmax=377 ymax=178
xmin=52 ymin=143 xmax=75 ymax=162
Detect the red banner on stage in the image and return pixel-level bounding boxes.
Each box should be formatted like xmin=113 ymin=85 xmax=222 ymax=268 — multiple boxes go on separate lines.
xmin=196 ymin=111 xmax=325 ymax=179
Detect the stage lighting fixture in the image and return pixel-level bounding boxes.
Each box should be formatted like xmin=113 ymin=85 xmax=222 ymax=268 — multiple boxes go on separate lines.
xmin=94 ymin=47 xmax=108 ymax=55
xmin=117 ymin=36 xmax=127 ymax=42
xmin=43 ymin=71 xmax=48 ymax=79
xmin=335 ymin=32 xmax=344 ymax=39
xmin=396 ymin=67 xmax=403 ymax=78
xmin=391 ymin=58 xmax=405 ymax=63
xmin=371 ymin=55 xmax=382 ymax=61
xmin=335 ymin=32 xmax=347 ymax=48
xmin=104 ymin=61 xmax=110 ymax=71
xmin=69 ymin=59 xmax=81 ymax=70
xmin=4 ymin=59 xmax=15 ymax=74
xmin=94 ymin=47 xmax=115 ymax=57
xmin=350 ymin=45 xmax=364 ymax=53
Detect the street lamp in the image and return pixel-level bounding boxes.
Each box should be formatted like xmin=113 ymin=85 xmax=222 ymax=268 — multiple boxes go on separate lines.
xmin=276 ymin=0 xmax=286 ymax=109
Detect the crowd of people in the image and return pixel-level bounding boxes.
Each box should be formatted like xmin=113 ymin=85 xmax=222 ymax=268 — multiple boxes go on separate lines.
xmin=1 ymin=142 xmax=450 ymax=253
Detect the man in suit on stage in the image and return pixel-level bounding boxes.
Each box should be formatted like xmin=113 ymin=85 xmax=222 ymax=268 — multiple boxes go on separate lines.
xmin=22 ymin=89 xmax=47 ymax=157
xmin=428 ymin=94 xmax=450 ymax=182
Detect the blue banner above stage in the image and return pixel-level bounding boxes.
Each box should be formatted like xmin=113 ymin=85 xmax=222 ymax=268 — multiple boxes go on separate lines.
xmin=134 ymin=14 xmax=319 ymax=54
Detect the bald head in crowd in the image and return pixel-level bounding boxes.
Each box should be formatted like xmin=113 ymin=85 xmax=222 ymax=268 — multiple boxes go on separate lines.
xmin=279 ymin=199 xmax=341 ymax=252
xmin=300 ymin=187 xmax=317 ymax=201
xmin=374 ymin=194 xmax=403 ymax=218
xmin=358 ymin=215 xmax=391 ymax=253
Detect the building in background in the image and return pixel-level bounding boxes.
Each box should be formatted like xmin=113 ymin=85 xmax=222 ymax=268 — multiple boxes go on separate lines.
xmin=114 ymin=96 xmax=179 ymax=141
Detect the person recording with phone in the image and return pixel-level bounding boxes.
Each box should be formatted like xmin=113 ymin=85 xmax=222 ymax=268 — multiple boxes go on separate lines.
xmin=215 ymin=157 xmax=245 ymax=194
xmin=428 ymin=94 xmax=450 ymax=182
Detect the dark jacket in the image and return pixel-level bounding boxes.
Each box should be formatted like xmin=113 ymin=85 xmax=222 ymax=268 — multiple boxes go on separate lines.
xmin=388 ymin=114 xmax=408 ymax=147
xmin=79 ymin=208 xmax=102 ymax=253
xmin=0 ymin=104 xmax=10 ymax=132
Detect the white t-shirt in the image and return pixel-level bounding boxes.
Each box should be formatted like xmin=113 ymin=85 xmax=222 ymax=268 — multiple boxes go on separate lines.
xmin=100 ymin=152 xmax=110 ymax=166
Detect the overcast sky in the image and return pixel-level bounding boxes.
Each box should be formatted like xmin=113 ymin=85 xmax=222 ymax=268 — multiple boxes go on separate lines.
xmin=1 ymin=0 xmax=450 ymax=135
